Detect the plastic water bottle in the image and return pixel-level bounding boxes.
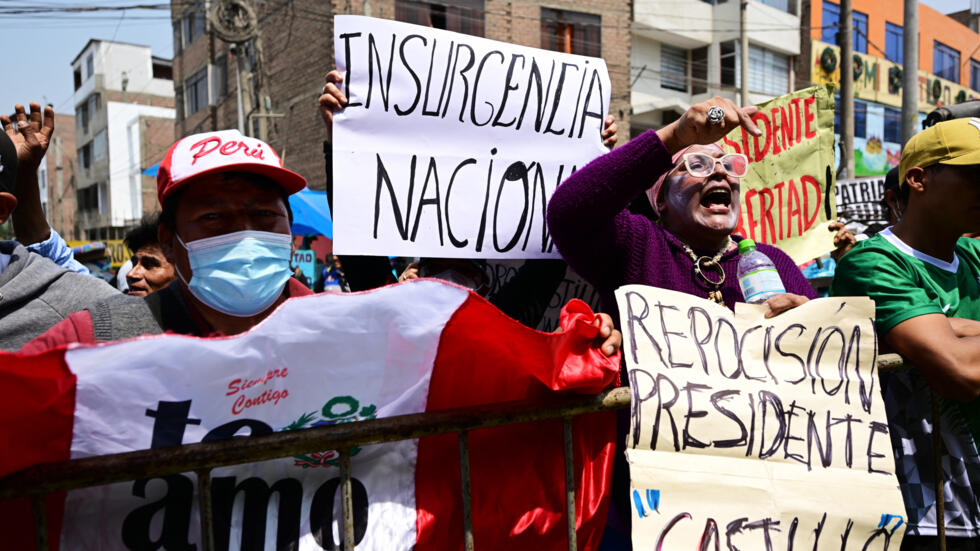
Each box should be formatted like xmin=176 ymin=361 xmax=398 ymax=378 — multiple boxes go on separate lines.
xmin=737 ymin=239 xmax=785 ymax=304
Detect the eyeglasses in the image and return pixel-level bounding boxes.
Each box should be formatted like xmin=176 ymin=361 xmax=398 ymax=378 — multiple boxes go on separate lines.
xmin=680 ymin=152 xmax=749 ymax=178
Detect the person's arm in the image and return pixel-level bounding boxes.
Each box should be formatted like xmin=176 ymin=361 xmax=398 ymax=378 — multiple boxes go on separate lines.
xmin=885 ymin=315 xmax=980 ymax=402
xmin=949 ymin=317 xmax=980 ymax=338
xmin=547 ymin=97 xmax=760 ymax=290
xmin=18 ymin=310 xmax=95 ymax=354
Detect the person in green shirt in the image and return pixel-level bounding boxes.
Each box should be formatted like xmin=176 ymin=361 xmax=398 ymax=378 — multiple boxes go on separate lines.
xmin=831 ymin=117 xmax=980 ymax=550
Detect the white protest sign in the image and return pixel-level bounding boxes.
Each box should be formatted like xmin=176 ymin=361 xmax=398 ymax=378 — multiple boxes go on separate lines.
xmin=615 ymin=286 xmax=907 ymax=550
xmin=332 ymin=15 xmax=610 ymax=258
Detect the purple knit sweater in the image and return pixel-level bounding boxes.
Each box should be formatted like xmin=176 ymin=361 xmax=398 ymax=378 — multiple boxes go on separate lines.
xmin=547 ymin=130 xmax=816 ymax=323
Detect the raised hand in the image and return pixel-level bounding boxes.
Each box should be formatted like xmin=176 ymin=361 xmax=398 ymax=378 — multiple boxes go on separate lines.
xmin=318 ymin=70 xmax=347 ymax=143
xmin=657 ymin=96 xmax=761 ymax=154
xmin=0 ymin=103 xmax=55 ymax=170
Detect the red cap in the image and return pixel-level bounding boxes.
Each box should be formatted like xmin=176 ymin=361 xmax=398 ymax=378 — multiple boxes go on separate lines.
xmin=156 ymin=130 xmax=307 ymax=205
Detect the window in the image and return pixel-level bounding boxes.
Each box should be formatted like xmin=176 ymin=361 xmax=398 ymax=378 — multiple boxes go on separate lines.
xmin=883 ymin=107 xmax=901 ymax=143
xmin=758 ymin=0 xmax=794 ymax=14
xmin=660 ymin=44 xmax=688 ymax=92
xmin=854 ymin=100 xmax=867 ymax=139
xmin=88 ymin=93 xmax=100 ymax=117
xmin=77 ymin=186 xmax=99 ymax=212
xmin=821 ymin=3 xmax=866 ymax=52
xmin=853 ymin=10 xmax=868 ymax=53
xmin=86 ymin=53 xmax=94 ymax=80
xmin=395 ymin=0 xmax=484 ymax=37
xmin=212 ymin=58 xmax=228 ymax=100
xmin=972 ymin=59 xmax=980 ymax=92
xmin=540 ymin=8 xmax=601 ymax=57
xmin=77 ymin=144 xmax=91 ymax=171
xmin=934 ymin=41 xmax=960 ymax=82
xmin=749 ymin=45 xmax=789 ymax=96
xmin=152 ymin=60 xmax=173 ymax=81
xmin=92 ymin=130 xmax=107 ymax=162
xmin=182 ymin=7 xmax=206 ymax=47
xmin=175 ymin=88 xmax=184 ymax=123
xmin=885 ymin=23 xmax=903 ymax=64
xmin=720 ymin=40 xmax=738 ymax=87
xmin=73 ymin=68 xmax=82 ymax=91
xmin=821 ymin=2 xmax=840 ymax=44
xmin=75 ymin=102 xmax=89 ymax=135
xmin=692 ymin=46 xmax=708 ymax=95
xmin=185 ymin=67 xmax=209 ymax=116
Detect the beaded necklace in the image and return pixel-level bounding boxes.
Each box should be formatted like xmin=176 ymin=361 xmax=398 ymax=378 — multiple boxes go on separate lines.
xmin=679 ymin=236 xmax=734 ymax=305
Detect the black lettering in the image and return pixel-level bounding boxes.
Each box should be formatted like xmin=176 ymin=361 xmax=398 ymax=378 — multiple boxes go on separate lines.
xmin=714 ymin=318 xmax=743 ymax=379
xmin=411 ymin=157 xmax=444 ymax=245
xmin=744 ymin=518 xmax=780 ymax=551
xmin=657 ymin=302 xmax=694 ymax=369
xmin=866 ymin=421 xmax=891 ymax=475
xmin=202 ymin=418 xmax=274 ymax=442
xmin=310 ymin=477 xmax=369 ymax=550
xmin=145 ymin=400 xmax=200 ymax=449
xmin=212 ymin=476 xmax=302 ymax=550
xmin=710 ymin=390 xmax=747 ymax=448
xmin=544 ymin=62 xmax=578 ymax=135
xmin=681 ymin=382 xmax=711 ymax=449
xmin=806 ymin=410 xmax=834 ymax=470
xmin=421 ymin=38 xmax=444 ymax=116
xmin=782 ymin=401 xmax=807 ymax=466
xmin=470 ymin=50 xmax=505 ymax=126
xmin=700 ymin=518 xmax=722 ymax=551
xmin=628 ymin=368 xmax=657 ymax=448
xmin=653 ymin=374 xmax=681 ymax=451
xmin=492 ymin=161 xmax=530 ymax=252
xmin=394 ymin=34 xmax=426 ymax=116
xmin=815 ymin=327 xmax=846 ymax=397
xmin=577 ymin=67 xmax=606 ymax=138
xmin=776 ymin=324 xmax=808 ymax=384
xmin=366 ymin=33 xmax=395 ymax=110
xmin=340 ymin=32 xmax=364 ymax=108
xmin=373 ymin=154 xmax=415 ymax=240
xmin=758 ymin=391 xmax=786 ymax=460
xmin=656 ymin=512 xmax=692 ymax=549
xmin=474 ymin=148 xmax=496 ymax=252
xmin=443 ymin=43 xmax=475 ymax=120
xmin=688 ymin=306 xmax=714 ymax=374
xmin=624 ymin=291 xmax=668 ymax=367
xmin=445 ymin=158 xmax=477 ymax=248
xmin=830 ymin=414 xmax=863 ymax=469
xmin=121 ymin=475 xmax=196 ymax=551
xmin=492 ymin=54 xmax=524 ymax=128
xmin=517 ymin=58 xmax=555 ymax=132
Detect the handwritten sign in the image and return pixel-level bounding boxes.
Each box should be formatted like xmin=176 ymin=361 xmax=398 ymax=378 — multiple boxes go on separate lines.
xmin=836 ymin=176 xmax=890 ymax=237
xmin=616 ymin=286 xmax=906 ymax=550
xmin=291 ymin=249 xmax=316 ymax=288
xmin=332 ymin=15 xmax=610 ymax=258
xmin=721 ymin=85 xmax=837 ymax=263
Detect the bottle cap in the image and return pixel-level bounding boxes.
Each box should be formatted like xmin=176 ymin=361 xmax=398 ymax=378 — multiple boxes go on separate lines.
xmin=737 ymin=239 xmax=757 ymax=255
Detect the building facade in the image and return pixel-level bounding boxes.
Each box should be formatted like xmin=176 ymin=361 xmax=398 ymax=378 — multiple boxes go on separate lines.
xmin=630 ymin=0 xmax=802 ymax=136
xmin=170 ymin=0 xmax=631 ymax=191
xmin=70 ymin=39 xmax=175 ymax=240
xmin=799 ymin=0 xmax=980 ymax=176
xmin=37 ymin=113 xmax=80 ymax=241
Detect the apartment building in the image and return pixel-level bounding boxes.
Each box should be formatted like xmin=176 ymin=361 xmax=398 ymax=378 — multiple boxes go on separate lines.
xmin=170 ymin=0 xmax=632 ymax=191
xmin=70 ymin=39 xmax=175 ymax=240
xmin=800 ymin=0 xmax=980 ymax=176
xmin=630 ymin=0 xmax=802 ymax=136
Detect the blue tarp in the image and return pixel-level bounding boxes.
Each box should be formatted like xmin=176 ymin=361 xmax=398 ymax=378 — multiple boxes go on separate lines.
xmin=142 ymin=163 xmax=160 ymax=178
xmin=289 ymin=187 xmax=333 ymax=238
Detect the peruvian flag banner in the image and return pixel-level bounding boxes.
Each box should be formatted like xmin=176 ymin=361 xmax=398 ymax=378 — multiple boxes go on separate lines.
xmin=0 ymin=279 xmax=619 ymax=551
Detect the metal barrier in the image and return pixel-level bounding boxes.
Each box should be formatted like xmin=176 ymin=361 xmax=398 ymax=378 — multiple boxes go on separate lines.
xmin=0 ymin=355 xmax=924 ymax=551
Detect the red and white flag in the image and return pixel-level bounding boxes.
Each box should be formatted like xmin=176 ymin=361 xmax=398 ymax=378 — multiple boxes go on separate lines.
xmin=0 ymin=280 xmax=619 ymax=550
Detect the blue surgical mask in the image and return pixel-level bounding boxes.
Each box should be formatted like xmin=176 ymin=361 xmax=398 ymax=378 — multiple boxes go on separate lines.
xmin=175 ymin=230 xmax=293 ymax=317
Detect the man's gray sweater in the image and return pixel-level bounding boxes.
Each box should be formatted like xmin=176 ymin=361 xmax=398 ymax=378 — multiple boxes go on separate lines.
xmin=0 ymin=241 xmax=117 ymax=351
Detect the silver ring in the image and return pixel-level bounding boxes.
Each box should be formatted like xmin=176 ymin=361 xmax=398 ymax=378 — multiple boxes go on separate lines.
xmin=707 ymin=106 xmax=725 ymax=126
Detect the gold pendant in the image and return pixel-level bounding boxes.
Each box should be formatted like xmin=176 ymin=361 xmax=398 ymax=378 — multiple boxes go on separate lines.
xmin=709 ymin=290 xmax=724 ymax=304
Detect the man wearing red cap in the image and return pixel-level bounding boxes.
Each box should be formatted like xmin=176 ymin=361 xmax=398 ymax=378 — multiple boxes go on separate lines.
xmin=21 ymin=130 xmax=313 ymax=350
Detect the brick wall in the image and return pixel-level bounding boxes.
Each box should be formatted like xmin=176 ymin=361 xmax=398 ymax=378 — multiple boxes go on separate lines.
xmin=141 ymin=116 xmax=174 ymax=213
xmin=47 ymin=113 xmax=79 ymax=240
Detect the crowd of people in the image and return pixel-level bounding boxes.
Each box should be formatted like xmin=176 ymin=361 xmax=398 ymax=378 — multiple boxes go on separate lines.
xmin=1 ymin=68 xmax=978 ymax=549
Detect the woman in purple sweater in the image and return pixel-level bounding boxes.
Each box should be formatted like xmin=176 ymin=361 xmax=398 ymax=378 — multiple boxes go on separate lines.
xmin=547 ymin=97 xmax=816 ymax=324
xmin=548 ymin=97 xmax=817 ymax=550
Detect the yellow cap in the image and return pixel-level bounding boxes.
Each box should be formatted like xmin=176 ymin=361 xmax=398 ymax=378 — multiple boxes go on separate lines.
xmin=899 ymin=117 xmax=980 ymax=186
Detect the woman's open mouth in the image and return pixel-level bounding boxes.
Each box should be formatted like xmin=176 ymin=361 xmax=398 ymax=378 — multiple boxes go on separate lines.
xmin=699 ymin=186 xmax=732 ymax=213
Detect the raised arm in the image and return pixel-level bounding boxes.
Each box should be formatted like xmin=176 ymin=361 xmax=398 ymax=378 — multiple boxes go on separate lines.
xmin=1 ymin=103 xmax=53 ymax=245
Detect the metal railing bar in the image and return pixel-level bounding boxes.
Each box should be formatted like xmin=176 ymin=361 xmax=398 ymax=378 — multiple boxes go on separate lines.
xmin=31 ymin=494 xmax=48 ymax=551
xmin=340 ymin=449 xmax=355 ymax=551
xmin=563 ymin=416 xmax=577 ymax=551
xmin=196 ymin=469 xmax=214 ymax=551
xmin=0 ymin=388 xmax=631 ymax=499
xmin=459 ymin=431 xmax=475 ymax=551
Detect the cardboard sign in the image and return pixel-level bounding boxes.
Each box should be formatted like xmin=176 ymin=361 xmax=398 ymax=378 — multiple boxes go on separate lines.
xmin=332 ymin=15 xmax=610 ymax=259
xmin=616 ymin=286 xmax=906 ymax=550
xmin=721 ymin=85 xmax=837 ymax=263
xmin=836 ymin=176 xmax=889 ymax=237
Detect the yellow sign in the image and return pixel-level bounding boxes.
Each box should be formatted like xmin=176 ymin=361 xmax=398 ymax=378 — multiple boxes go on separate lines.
xmin=67 ymin=240 xmax=129 ymax=269
xmin=811 ymin=39 xmax=980 ymax=112
xmin=720 ymin=85 xmax=837 ymax=264
xmin=617 ymin=286 xmax=906 ymax=550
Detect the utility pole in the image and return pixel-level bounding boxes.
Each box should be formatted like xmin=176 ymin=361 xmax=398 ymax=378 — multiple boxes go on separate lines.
xmin=901 ymin=0 xmax=919 ymax=144
xmin=740 ymin=0 xmax=750 ymax=105
xmin=840 ymin=0 xmax=855 ymax=179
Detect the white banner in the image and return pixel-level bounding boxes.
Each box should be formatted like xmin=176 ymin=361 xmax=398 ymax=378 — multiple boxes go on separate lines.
xmin=616 ymin=286 xmax=907 ymax=550
xmin=332 ymin=15 xmax=611 ymax=258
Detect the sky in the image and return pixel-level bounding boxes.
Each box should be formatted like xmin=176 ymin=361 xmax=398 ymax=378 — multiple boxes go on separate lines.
xmin=0 ymin=0 xmax=973 ymax=116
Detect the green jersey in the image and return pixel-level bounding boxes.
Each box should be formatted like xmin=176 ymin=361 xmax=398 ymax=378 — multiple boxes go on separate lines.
xmin=831 ymin=228 xmax=980 ymax=538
